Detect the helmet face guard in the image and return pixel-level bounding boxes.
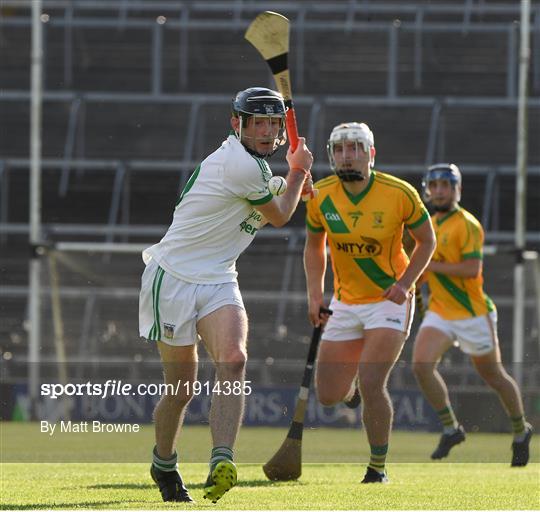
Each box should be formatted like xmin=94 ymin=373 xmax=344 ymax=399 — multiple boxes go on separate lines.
xmin=422 ymin=163 xmax=462 ymax=202
xmin=232 ymin=87 xmax=287 ymax=158
xmin=327 ymin=122 xmax=375 ymax=181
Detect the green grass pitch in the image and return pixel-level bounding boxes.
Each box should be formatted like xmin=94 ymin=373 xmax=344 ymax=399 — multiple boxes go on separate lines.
xmin=1 ymin=423 xmax=539 ymax=509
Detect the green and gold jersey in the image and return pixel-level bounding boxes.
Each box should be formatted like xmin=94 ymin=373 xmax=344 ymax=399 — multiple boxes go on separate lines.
xmin=306 ymin=171 xmax=429 ymax=304
xmin=427 ymin=207 xmax=495 ymax=320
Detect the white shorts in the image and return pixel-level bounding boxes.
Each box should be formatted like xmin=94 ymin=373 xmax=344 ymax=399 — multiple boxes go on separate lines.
xmin=139 ymin=258 xmax=244 ymax=346
xmin=419 ymin=310 xmax=498 ymax=356
xmin=322 ymin=294 xmax=415 ymax=342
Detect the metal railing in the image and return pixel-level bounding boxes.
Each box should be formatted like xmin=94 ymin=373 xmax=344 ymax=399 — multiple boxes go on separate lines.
xmin=0 ymin=0 xmax=533 ymax=18
xmin=1 ymin=6 xmax=539 ymax=95
xmin=2 ymin=6 xmax=539 ymax=207
xmin=1 ymin=240 xmax=539 ymax=363
xmin=3 ymin=92 xmax=539 ymax=179
xmin=1 ymin=154 xmax=539 ymax=243
xmin=1 ymin=1 xmax=539 ymax=356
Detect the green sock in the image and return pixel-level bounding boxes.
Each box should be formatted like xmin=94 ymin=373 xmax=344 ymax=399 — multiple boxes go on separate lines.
xmin=152 ymin=446 xmax=177 ymax=472
xmin=510 ymin=415 xmax=526 ymax=440
xmin=210 ymin=446 xmax=233 ymax=471
xmin=368 ymin=444 xmax=388 ymax=474
xmin=437 ymin=406 xmax=459 ymax=433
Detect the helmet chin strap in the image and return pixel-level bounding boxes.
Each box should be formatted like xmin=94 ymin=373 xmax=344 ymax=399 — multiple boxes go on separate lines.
xmin=433 ymin=205 xmax=451 ymax=212
xmin=433 ymin=201 xmax=457 ymax=212
xmin=335 ymin=164 xmax=366 ymax=182
xmin=336 ymin=171 xmax=365 ymax=182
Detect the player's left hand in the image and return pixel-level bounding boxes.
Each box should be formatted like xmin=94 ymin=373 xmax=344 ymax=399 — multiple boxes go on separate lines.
xmin=383 ymin=282 xmax=409 ymax=305
xmin=301 ymin=173 xmax=315 ymax=197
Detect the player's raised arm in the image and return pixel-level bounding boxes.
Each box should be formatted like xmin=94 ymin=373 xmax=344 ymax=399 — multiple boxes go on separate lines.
xmin=256 ymin=137 xmax=313 ymax=227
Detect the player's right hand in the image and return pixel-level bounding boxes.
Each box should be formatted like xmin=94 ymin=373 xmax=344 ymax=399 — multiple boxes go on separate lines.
xmin=308 ymin=297 xmax=331 ymax=327
xmin=383 ymin=282 xmax=409 ymax=305
xmin=286 ymin=137 xmax=313 ymax=172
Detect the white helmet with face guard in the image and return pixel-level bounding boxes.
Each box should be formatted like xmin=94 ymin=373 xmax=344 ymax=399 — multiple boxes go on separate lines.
xmin=327 ymin=122 xmax=375 ymax=181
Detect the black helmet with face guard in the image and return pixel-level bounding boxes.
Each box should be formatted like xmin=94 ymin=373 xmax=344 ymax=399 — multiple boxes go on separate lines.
xmin=232 ymin=87 xmax=287 ymax=158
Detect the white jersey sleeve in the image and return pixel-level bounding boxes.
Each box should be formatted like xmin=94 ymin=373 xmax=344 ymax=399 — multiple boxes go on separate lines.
xmin=224 ymin=145 xmax=274 ymax=205
xmin=142 ymin=135 xmax=277 ymax=284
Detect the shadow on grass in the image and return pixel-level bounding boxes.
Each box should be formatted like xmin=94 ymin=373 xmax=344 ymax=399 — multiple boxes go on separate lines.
xmin=87 ymin=478 xmax=305 ymax=491
xmin=87 ymin=483 xmax=154 ymax=490
xmin=1 ymin=500 xmax=143 ymax=510
xmin=2 ymin=479 xmax=309 ymax=509
xmin=189 ymin=478 xmax=306 ymax=489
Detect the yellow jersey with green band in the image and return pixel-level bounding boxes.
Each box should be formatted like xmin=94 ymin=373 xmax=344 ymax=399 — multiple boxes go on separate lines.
xmin=427 ymin=207 xmax=495 ymax=320
xmin=306 ymin=171 xmax=429 ymax=304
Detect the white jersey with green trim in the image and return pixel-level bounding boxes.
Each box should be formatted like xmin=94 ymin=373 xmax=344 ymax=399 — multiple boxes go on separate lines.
xmin=143 ymin=135 xmax=274 ymax=284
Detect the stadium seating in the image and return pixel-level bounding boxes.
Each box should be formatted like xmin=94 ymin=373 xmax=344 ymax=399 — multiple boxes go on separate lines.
xmin=0 ymin=0 xmax=538 ymax=373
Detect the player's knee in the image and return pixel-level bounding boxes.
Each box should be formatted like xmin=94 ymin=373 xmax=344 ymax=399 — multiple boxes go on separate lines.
xmin=316 ymin=386 xmax=341 ymax=407
xmin=219 ymin=347 xmax=247 ymax=373
xmin=357 ymin=373 xmax=385 ymax=400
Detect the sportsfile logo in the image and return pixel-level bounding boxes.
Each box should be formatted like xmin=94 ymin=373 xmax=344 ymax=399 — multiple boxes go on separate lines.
xmin=40 ymin=380 xmax=252 ymax=399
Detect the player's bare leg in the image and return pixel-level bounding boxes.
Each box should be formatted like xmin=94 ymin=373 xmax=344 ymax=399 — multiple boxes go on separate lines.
xmin=412 ymin=327 xmax=454 ymax=411
xmin=412 ymin=327 xmax=465 ymax=459
xmin=471 ymin=345 xmax=523 ymax=418
xmin=471 ymin=345 xmax=532 ymax=466
xmin=356 ymin=327 xmax=405 ymax=483
xmin=154 ymin=343 xmax=198 ymax=457
xmin=197 ymin=305 xmax=248 ymax=502
xmin=152 ymin=342 xmax=197 ymax=502
xmin=198 ymin=305 xmax=248 ymax=448
xmin=315 ymin=339 xmax=364 ymax=406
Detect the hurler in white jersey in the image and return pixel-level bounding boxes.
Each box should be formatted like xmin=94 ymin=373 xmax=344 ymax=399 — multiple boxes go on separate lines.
xmin=140 ymin=87 xmax=314 ymax=504
xmin=142 ymin=131 xmax=276 ymax=284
